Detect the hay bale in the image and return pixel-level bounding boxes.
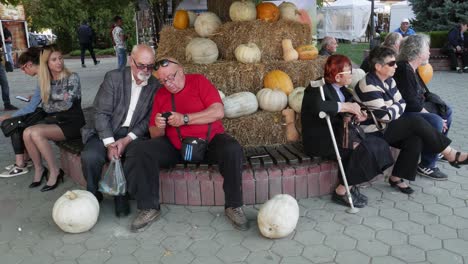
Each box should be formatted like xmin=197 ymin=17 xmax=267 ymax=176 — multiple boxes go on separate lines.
xmin=223 ymin=110 xmax=287 ymax=147
xmin=156 ymin=20 xmax=311 ymax=63
xmin=184 ymin=58 xmax=327 ymax=95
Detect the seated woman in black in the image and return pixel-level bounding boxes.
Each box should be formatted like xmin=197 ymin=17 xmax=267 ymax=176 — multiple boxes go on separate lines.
xmin=301 ymin=54 xmax=394 ymax=208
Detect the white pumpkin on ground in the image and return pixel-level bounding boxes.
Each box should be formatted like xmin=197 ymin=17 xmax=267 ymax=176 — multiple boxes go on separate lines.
xmin=288 ymin=87 xmax=306 ymax=113
xmin=186 ymin=38 xmax=219 ymax=64
xmin=52 ymin=190 xmax=99 ymax=234
xmin=229 ymin=0 xmax=257 ymax=21
xmin=234 ymin=43 xmax=261 ymax=63
xmin=187 ymin=11 xmax=197 ymax=27
xmin=258 ymin=194 xmax=299 ymax=239
xmin=350 ymin=68 xmax=366 ymax=90
xmin=194 ymin=12 xmax=222 ymax=37
xmin=223 ymin=92 xmax=258 ymax=118
xmin=257 ymin=88 xmax=288 ymax=112
xmin=218 ymin=90 xmax=226 ymax=99
xmin=278 ymin=2 xmax=300 ymax=21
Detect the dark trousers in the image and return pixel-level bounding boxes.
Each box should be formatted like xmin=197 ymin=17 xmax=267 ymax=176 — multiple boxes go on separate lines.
xmin=124 ymin=133 xmax=244 ymax=210
xmin=376 ymin=115 xmax=451 ymax=181
xmin=0 ymin=63 xmax=11 ymax=105
xmin=79 ymin=43 xmax=98 ymax=65
xmin=11 ymin=129 xmax=25 ymax=155
xmin=447 ymin=48 xmax=468 ymax=69
xmin=81 ymin=128 xmax=129 ymax=195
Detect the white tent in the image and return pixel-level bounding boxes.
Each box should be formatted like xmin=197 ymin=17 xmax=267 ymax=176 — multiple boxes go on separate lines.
xmin=317 ymin=0 xmax=383 ymax=41
xmin=389 ymin=1 xmax=415 ymax=33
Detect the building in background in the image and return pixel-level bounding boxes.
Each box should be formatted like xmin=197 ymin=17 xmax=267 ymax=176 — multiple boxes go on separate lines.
xmin=0 ymin=4 xmax=29 ymax=67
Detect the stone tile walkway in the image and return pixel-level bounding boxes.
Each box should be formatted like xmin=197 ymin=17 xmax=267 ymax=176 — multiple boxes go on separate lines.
xmin=1 ymin=58 xmax=467 ymax=263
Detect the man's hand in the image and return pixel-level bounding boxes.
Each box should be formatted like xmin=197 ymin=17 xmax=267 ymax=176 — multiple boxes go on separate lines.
xmin=167 ymin=112 xmax=185 ymax=127
xmin=114 ymin=136 xmax=132 ymax=157
xmin=107 ymin=144 xmax=119 ymax=161
xmin=456 ymin=45 xmax=462 ymax=52
xmin=155 ymin=113 xmax=167 ymax=129
xmin=442 ymin=119 xmax=448 ymax=133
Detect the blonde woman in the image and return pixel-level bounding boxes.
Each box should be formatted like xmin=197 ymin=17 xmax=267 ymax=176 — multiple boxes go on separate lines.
xmin=23 ymin=45 xmax=85 ymax=192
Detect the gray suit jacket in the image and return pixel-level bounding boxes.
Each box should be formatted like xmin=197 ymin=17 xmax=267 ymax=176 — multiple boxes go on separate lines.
xmin=81 ymin=67 xmax=160 ymax=143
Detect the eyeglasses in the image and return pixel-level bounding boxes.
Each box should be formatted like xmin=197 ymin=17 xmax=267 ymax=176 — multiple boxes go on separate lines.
xmin=337 ymin=70 xmax=352 ymax=75
xmin=131 ymin=57 xmax=154 ymax=71
xmin=160 ymin=70 xmax=178 ymax=84
xmin=154 ymin=59 xmax=178 ymax=70
xmin=384 ymin=60 xmax=397 ymax=67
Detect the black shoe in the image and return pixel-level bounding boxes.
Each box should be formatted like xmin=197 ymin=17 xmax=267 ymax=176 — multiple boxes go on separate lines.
xmin=350 ymin=186 xmax=368 ymax=203
xmin=464 ymin=67 xmax=468 ymax=73
xmin=417 ymin=165 xmax=448 ymax=181
xmin=29 ymin=167 xmax=48 ymax=188
xmin=449 ymin=151 xmax=468 ymax=168
xmin=94 ymin=60 xmax=100 ymax=65
xmin=81 ymin=64 xmax=86 ymax=68
xmin=457 ymin=68 xmax=463 ymax=73
xmin=94 ymin=191 xmax=103 ymax=203
xmin=40 ymin=169 xmax=64 ymax=192
xmin=332 ymin=191 xmax=366 ymax=208
xmin=389 ymin=178 xmax=414 ymax=194
xmin=114 ymin=195 xmax=130 ymax=217
xmin=4 ymin=104 xmax=18 ymax=111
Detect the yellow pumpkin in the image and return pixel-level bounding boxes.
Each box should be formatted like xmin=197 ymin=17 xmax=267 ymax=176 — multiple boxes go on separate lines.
xmin=263 ymin=70 xmax=294 ymax=95
xmin=418 ymin=63 xmax=433 ymax=85
xmin=295 ymin=45 xmax=318 ymax=60
xmin=173 ymin=10 xmax=189 ymax=30
xmin=256 ymin=2 xmax=280 ymax=22
xmin=282 ymin=39 xmax=298 ymax=62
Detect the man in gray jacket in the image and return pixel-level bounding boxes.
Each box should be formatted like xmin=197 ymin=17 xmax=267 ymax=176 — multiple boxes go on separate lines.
xmin=81 ymin=44 xmax=160 ymax=217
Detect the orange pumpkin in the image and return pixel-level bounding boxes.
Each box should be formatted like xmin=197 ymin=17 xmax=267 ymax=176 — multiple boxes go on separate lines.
xmin=264 ymin=70 xmax=294 ymax=95
xmin=295 ymin=45 xmax=318 ymax=60
xmin=256 ymin=2 xmax=280 ymax=22
xmin=173 ymin=10 xmax=189 ymax=30
xmin=418 ymin=63 xmax=433 ymax=85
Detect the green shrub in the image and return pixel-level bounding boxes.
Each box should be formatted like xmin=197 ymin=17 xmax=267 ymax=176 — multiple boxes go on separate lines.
xmin=68 ymin=48 xmax=116 ymax=57
xmin=428 ymin=31 xmax=448 ymax=48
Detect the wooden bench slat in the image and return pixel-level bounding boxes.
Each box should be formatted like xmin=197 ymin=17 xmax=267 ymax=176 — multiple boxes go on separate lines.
xmin=275 ymin=145 xmax=300 ymax=165
xmin=284 ymin=143 xmax=311 ymax=163
xmin=264 ymin=146 xmax=287 ymax=165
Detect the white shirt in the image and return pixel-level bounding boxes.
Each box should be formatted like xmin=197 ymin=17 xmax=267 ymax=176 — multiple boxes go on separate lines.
xmin=112 ymin=26 xmax=126 ymax=49
xmin=102 ymin=72 xmax=147 ymax=147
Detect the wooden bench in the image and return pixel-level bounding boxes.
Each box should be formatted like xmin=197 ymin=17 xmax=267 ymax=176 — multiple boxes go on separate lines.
xmin=56 ymin=138 xmax=339 ymax=205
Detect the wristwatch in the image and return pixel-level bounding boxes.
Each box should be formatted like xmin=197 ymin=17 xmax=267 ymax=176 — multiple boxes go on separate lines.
xmin=183 ymin=114 xmax=189 ymax=125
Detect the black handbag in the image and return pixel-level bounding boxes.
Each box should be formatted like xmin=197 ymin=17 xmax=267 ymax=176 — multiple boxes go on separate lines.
xmin=342 ymin=115 xmax=366 ymax=149
xmin=1 ymin=108 xmax=46 ymax=137
xmin=417 ymin=70 xmax=449 ymax=118
xmin=171 ymin=94 xmax=211 ymax=163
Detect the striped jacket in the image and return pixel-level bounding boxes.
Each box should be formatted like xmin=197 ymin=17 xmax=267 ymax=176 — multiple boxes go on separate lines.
xmin=354 ymin=72 xmax=406 ymax=133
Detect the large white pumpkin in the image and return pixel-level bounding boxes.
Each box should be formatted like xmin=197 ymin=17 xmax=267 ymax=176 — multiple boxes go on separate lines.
xmin=234 ymin=43 xmax=261 ymax=63
xmin=194 ymin=12 xmax=222 ymax=37
xmin=288 ymin=87 xmax=306 ymax=113
xmin=350 ymin=69 xmax=366 ymax=90
xmin=186 ymin=38 xmax=219 ymax=64
xmin=257 ymin=88 xmax=288 ymax=112
xmin=223 ymin=92 xmax=258 ymax=118
xmin=229 ymin=0 xmax=257 ymax=21
xmin=187 ymin=11 xmax=197 ymax=27
xmin=257 ymin=194 xmax=299 ymax=239
xmin=52 ymin=190 xmax=99 ymax=233
xmin=278 ymin=2 xmax=300 ymax=21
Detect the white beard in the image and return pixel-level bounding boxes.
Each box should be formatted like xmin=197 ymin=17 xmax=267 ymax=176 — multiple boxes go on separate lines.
xmin=138 ymin=71 xmax=151 ymax=82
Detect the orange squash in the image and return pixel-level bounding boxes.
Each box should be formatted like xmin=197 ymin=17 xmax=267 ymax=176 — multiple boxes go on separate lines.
xmin=173 ymin=10 xmax=189 ymax=30
xmin=256 ymin=2 xmax=280 ymax=22
xmin=418 ymin=63 xmax=433 ymax=85
xmin=264 ymin=70 xmax=294 ymax=95
xmin=295 ymin=45 xmax=318 ymax=60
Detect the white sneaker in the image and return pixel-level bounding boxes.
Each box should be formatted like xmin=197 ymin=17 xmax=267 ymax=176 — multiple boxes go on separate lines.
xmin=0 ymin=166 xmax=29 ymax=178
xmin=5 ymin=160 xmax=32 ymax=170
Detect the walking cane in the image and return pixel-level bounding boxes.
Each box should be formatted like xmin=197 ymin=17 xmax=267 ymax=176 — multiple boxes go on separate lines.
xmin=311 ymin=79 xmax=359 ymax=214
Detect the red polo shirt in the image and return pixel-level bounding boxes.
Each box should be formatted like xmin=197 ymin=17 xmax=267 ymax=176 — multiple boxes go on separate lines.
xmin=149 ymin=74 xmax=225 ymax=149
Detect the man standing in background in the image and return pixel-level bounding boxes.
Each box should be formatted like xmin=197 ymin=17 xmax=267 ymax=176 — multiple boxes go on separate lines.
xmin=2 ymin=25 xmax=13 ymax=72
xmin=77 ymin=20 xmax=100 ymax=68
xmin=112 ymin=16 xmax=127 ymax=71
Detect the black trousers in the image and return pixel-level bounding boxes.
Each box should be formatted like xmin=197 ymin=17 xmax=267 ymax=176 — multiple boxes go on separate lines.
xmin=446 ymin=48 xmax=468 ymax=69
xmin=81 ymin=128 xmax=130 ymax=195
xmin=373 ymin=115 xmax=451 ymax=181
xmin=124 ymin=133 xmax=244 ymax=210
xmin=11 ymin=129 xmax=25 ymax=155
xmin=79 ymin=43 xmax=98 ymax=65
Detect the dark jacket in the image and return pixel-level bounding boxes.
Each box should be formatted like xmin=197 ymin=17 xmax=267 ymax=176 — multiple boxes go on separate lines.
xmin=77 ymin=24 xmax=93 ymax=44
xmin=393 ymin=61 xmax=425 ymax=112
xmin=445 ymin=25 xmax=466 ymax=51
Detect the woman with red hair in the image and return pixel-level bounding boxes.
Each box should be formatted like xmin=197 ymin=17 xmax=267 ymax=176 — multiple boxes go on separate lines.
xmin=301 ymin=54 xmax=394 ymax=208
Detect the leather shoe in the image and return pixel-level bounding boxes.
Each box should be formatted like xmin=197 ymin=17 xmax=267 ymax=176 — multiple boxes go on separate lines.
xmin=332 ymin=191 xmax=367 ymax=208
xmin=114 ymin=195 xmax=130 ymax=217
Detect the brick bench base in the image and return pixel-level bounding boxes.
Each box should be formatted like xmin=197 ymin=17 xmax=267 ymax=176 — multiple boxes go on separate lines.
xmin=59 ymin=149 xmax=339 ymax=205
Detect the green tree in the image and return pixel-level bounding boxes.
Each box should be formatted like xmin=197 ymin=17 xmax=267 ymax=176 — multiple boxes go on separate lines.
xmin=408 ymin=0 xmax=468 ymax=31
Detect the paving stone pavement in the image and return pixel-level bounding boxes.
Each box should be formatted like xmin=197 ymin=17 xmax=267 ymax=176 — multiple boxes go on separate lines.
xmin=1 ymin=58 xmax=468 ymax=264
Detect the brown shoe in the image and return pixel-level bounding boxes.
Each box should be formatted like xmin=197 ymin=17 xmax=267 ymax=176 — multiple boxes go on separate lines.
xmin=225 ymin=207 xmax=249 ymax=231
xmin=130 ymin=209 xmax=160 ymax=232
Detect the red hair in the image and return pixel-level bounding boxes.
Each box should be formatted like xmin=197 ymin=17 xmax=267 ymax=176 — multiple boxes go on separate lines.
xmin=324 ymin=55 xmax=352 ymax=84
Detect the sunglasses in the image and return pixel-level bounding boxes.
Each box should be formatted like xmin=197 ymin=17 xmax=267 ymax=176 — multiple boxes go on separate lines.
xmin=384 ymin=60 xmax=397 ymax=67
xmin=131 ymin=57 xmax=154 ymax=71
xmin=154 ymin=59 xmax=178 ymax=70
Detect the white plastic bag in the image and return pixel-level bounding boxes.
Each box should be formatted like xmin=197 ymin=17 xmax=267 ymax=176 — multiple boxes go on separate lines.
xmin=98 ymin=158 xmax=126 ymax=196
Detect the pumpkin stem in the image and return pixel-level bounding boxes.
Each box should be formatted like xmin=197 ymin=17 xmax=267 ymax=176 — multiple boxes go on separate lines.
xmin=64 ymin=191 xmax=78 ymax=200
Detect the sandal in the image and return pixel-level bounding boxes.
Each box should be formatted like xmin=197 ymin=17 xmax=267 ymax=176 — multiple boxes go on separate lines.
xmin=449 ymin=152 xmax=468 ymax=168
xmin=389 ymin=178 xmax=414 ymax=194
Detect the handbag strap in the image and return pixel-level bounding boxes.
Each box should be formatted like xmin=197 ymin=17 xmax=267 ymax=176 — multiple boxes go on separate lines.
xmin=171 ymin=94 xmax=212 ymax=142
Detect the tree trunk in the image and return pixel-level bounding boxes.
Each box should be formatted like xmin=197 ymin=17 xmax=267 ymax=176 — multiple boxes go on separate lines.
xmin=207 ymin=0 xmax=237 ymax=22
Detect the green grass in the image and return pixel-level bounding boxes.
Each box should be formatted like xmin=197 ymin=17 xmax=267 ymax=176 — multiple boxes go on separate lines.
xmin=68 ymin=48 xmax=116 ymax=57
xmin=336 ymin=42 xmax=370 ymax=66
